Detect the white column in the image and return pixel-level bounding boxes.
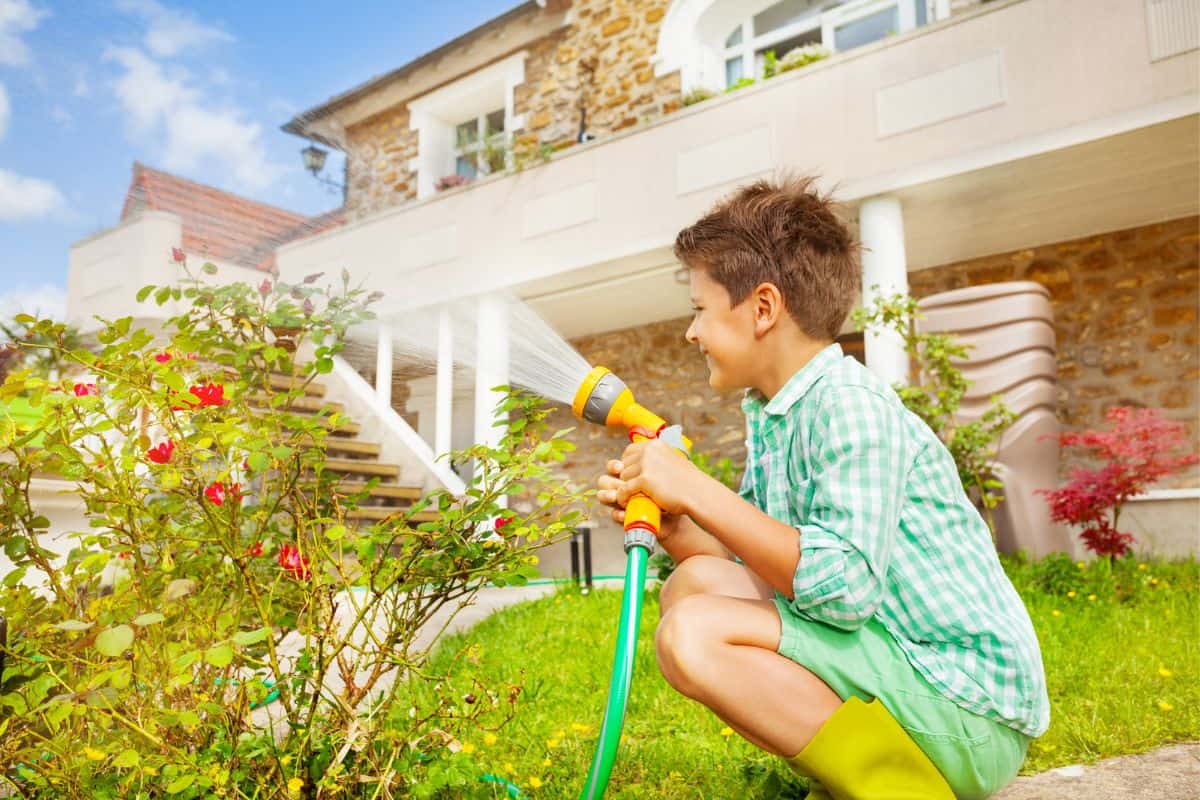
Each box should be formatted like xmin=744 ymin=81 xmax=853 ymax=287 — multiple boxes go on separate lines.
xmin=375 ymin=321 xmax=393 ymax=406
xmin=859 ymin=195 xmax=910 ymax=386
xmin=435 ymin=308 xmax=454 ymax=457
xmin=933 ymin=0 xmax=951 ymax=22
xmin=473 ymin=295 xmax=510 ymax=452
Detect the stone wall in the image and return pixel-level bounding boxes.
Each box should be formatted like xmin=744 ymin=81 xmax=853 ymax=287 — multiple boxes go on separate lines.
xmin=908 ymin=216 xmax=1200 ymax=487
xmin=343 ymin=107 xmax=418 ymax=220
xmin=343 ymin=106 xmax=422 ymax=220
xmin=517 ymin=0 xmax=682 ymax=148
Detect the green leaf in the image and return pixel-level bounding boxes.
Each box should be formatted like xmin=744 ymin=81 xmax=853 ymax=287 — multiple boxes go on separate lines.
xmin=247 ymin=452 xmax=270 ymax=472
xmin=325 ymin=524 xmax=346 ymax=542
xmin=94 ymin=624 xmax=134 ymax=658
xmin=160 ymin=370 xmax=185 ymax=393
xmin=113 ymin=749 xmax=139 ymax=768
xmin=166 ymin=775 xmax=195 ymax=794
xmin=165 ymin=578 xmax=196 ymax=601
xmin=54 ymin=620 xmax=93 ymax=632
xmin=270 ymin=446 xmax=292 ymax=460
xmin=201 ymin=262 xmax=218 ymax=275
xmin=136 ymin=285 xmax=155 ymax=303
xmin=132 ymin=612 xmax=165 ymax=627
xmin=232 ymin=627 xmax=270 ymax=646
xmin=153 ymin=286 xmax=172 ymax=306
xmin=205 ymin=644 xmax=234 ymax=668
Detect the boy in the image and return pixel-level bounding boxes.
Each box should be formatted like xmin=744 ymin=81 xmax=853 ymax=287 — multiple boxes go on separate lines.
xmin=596 ymin=176 xmax=1049 ymax=799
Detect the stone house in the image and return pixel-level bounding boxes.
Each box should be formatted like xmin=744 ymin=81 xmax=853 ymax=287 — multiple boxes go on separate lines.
xmin=66 ymin=0 xmax=1199 ymax=576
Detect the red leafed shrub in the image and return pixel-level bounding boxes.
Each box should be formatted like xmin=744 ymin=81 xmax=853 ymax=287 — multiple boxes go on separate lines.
xmin=1038 ymin=407 xmax=1199 ymax=559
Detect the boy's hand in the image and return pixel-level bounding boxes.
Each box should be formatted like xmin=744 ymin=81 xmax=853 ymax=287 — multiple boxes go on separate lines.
xmin=596 ymin=457 xmax=684 ymax=537
xmin=616 ymin=439 xmax=707 ymax=517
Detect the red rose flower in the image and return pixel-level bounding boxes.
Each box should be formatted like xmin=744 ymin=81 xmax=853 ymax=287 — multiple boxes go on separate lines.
xmin=73 ymin=382 xmax=99 ymax=397
xmin=154 ymin=352 xmax=172 ymax=364
xmin=258 ymin=279 xmax=272 ymax=297
xmin=278 ymin=544 xmax=311 ymax=580
xmin=494 ymin=516 xmax=514 ymax=532
xmin=247 ymin=541 xmax=264 ymax=557
xmin=146 ymin=440 xmax=175 ymax=464
xmin=204 ymin=481 xmax=227 ymax=505
xmin=171 ymin=247 xmax=186 ymax=263
xmin=188 ymin=383 xmax=227 ymax=407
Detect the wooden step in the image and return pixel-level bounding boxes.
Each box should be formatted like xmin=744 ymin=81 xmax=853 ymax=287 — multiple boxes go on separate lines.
xmin=323 ymin=439 xmax=382 ymax=458
xmin=267 ymin=373 xmax=326 ymax=397
xmin=335 ymin=482 xmax=422 ymax=501
xmin=249 ymin=394 xmax=343 ymax=414
xmin=320 ymin=458 xmax=400 ymax=479
xmin=345 ymin=507 xmax=439 ymax=523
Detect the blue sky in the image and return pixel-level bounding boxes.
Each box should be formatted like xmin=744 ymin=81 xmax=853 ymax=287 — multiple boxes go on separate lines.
xmin=0 ymin=0 xmax=519 ymax=320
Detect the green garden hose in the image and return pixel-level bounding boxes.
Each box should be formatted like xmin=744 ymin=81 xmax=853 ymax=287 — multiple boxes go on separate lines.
xmin=578 ymin=537 xmax=652 ymax=799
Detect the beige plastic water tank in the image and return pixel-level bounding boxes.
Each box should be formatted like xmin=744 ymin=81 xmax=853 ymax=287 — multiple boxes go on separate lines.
xmin=916 ymin=281 xmax=1073 ymax=558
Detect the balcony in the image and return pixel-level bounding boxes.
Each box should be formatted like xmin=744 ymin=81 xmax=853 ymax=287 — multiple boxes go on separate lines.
xmin=271 ymin=0 xmax=1197 ymax=340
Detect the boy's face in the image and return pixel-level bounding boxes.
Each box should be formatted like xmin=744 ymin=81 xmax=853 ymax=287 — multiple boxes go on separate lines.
xmin=685 ymin=266 xmax=757 ymax=391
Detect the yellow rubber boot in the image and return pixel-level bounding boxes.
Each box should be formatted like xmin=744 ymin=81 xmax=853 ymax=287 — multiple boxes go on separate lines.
xmin=785 ymin=696 xmax=956 ymax=800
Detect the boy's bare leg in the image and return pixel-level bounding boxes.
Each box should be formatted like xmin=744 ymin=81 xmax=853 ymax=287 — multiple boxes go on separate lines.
xmin=655 ymin=593 xmax=843 ymax=757
xmin=659 ymin=553 xmax=775 ymax=615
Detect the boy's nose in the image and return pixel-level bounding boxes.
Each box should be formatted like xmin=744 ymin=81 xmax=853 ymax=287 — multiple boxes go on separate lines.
xmin=685 ymin=320 xmax=698 ymax=343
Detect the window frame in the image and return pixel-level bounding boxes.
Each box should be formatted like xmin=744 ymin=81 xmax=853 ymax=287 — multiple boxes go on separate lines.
xmin=452 ymin=108 xmax=508 ymax=180
xmin=720 ymin=0 xmax=921 ymax=88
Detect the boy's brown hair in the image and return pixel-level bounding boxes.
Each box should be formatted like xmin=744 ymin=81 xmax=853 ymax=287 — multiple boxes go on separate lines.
xmin=673 ymin=174 xmax=860 ymax=340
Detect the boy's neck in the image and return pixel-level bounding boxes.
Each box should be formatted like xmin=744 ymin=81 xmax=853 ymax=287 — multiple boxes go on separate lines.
xmin=756 ymin=336 xmax=833 ymax=401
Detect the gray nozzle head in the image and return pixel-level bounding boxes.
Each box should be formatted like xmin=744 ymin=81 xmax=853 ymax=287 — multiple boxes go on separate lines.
xmin=581 ymin=371 xmax=627 ymax=425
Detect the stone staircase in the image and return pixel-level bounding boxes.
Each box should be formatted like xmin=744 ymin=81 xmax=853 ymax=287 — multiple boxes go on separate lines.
xmin=249 ymin=371 xmax=437 ymax=525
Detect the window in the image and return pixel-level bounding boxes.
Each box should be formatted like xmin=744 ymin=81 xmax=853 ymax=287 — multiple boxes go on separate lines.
xmin=453 ymin=108 xmax=506 ymax=180
xmin=719 ymin=0 xmax=923 ymax=88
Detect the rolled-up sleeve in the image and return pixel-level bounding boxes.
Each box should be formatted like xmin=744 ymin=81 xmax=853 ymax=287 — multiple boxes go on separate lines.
xmin=785 ymin=386 xmax=905 ymax=631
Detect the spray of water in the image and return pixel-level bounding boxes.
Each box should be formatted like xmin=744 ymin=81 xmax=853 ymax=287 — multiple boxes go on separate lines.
xmin=386 ymin=293 xmax=594 ymax=406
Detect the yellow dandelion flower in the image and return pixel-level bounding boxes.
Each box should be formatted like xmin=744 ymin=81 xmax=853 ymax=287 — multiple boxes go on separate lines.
xmin=1076 ymin=561 xmax=1086 ymax=569
xmin=287 ymin=777 xmax=304 ymax=796
xmin=1051 ymin=610 xmax=1061 ymax=617
xmin=483 ymin=732 xmax=498 ymax=746
xmin=280 ymin=755 xmax=292 ymax=766
xmin=542 ymin=758 xmax=552 ymax=767
xmin=1151 ymin=578 xmax=1159 ymax=586
xmin=83 ymin=747 xmax=106 ymax=761
xmin=570 ymin=722 xmax=591 ymax=733
xmin=1138 ymin=563 xmax=1147 ymax=571
xmin=1159 ymin=667 xmax=1174 ymax=678
xmin=460 ymin=742 xmax=476 ymax=754
xmin=555 ymin=729 xmax=565 ymax=738
xmin=529 ymin=777 xmax=544 ymax=788
xmin=1067 ymin=591 xmax=1076 ymax=598
xmin=503 ymin=762 xmax=515 ymax=774
xmin=669 ymin=770 xmax=683 ymax=780
xmin=1087 ymin=594 xmax=1097 ymax=601
xmin=547 ymin=738 xmax=561 ymax=749
xmin=720 ymin=727 xmax=734 ymax=737
xmin=1158 ymin=701 xmax=1173 ymax=712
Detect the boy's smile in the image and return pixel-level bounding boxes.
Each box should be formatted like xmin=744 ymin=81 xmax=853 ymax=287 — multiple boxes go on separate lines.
xmin=685 ymin=267 xmax=756 ymax=392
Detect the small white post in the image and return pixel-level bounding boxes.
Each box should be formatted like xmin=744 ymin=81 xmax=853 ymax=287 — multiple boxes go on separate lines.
xmin=859 ymin=195 xmax=910 ymax=386
xmin=436 ymin=308 xmax=454 ymax=457
xmin=473 ymin=295 xmax=510 ymax=452
xmin=375 ymin=320 xmax=393 ymax=406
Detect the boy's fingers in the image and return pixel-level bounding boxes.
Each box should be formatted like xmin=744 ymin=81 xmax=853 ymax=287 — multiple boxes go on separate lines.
xmin=607 ymin=459 xmax=624 ymax=476
xmin=611 ymin=508 xmax=625 ymax=523
xmin=597 ymin=475 xmax=621 ymax=491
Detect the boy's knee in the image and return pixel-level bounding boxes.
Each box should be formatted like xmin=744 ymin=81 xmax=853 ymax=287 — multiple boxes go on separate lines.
xmin=655 ymin=594 xmax=718 ymax=697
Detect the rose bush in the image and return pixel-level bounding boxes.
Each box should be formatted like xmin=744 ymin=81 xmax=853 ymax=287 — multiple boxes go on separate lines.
xmin=0 ymin=257 xmax=585 ymax=798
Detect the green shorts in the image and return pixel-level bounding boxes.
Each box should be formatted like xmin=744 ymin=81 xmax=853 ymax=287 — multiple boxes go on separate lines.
xmin=772 ymin=595 xmax=1029 ymax=800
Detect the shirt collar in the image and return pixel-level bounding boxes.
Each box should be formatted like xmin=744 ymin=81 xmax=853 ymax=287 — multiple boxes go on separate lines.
xmin=741 ymin=342 xmax=844 ymax=417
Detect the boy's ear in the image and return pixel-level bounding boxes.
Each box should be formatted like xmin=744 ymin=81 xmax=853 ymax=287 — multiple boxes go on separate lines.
xmin=752 ymin=282 xmax=785 ymax=338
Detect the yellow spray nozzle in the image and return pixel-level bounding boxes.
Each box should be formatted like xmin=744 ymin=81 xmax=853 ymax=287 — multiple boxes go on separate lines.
xmin=572 ymin=366 xmax=665 ymax=434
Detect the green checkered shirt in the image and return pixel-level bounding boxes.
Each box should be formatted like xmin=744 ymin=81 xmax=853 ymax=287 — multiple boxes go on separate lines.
xmin=739 ymin=343 xmax=1049 ymax=737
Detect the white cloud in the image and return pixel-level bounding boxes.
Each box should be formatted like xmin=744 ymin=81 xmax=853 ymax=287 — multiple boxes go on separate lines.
xmin=0 ymin=81 xmax=8 ymax=141
xmin=0 ymin=0 xmax=46 ymax=67
xmin=104 ymin=45 xmax=287 ymax=193
xmin=115 ymin=0 xmax=233 ymax=58
xmin=73 ymin=72 xmax=89 ymax=97
xmin=0 ymin=283 xmax=65 ymax=322
xmin=0 ymin=167 xmax=65 ymax=220
xmin=50 ymin=103 xmax=69 ymax=125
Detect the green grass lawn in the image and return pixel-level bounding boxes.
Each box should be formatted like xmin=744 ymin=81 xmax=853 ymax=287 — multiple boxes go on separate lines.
xmin=412 ymin=555 xmax=1199 ymax=799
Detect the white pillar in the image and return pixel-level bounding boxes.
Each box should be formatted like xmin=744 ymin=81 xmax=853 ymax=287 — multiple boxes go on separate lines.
xmin=859 ymin=195 xmax=910 ymax=386
xmin=375 ymin=321 xmax=393 ymax=406
xmin=435 ymin=308 xmax=454 ymax=456
xmin=933 ymin=0 xmax=951 ymax=22
xmin=473 ymin=295 xmax=510 ymax=453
